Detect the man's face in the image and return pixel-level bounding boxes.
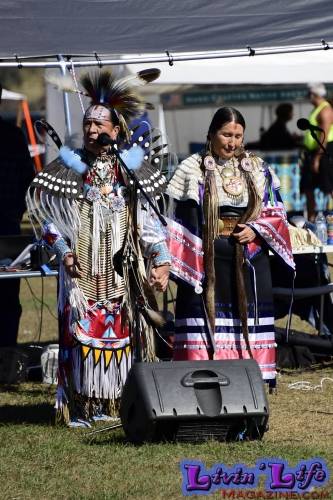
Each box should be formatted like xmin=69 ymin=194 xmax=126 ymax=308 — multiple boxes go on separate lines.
xmin=83 ymin=106 xmax=119 ymax=155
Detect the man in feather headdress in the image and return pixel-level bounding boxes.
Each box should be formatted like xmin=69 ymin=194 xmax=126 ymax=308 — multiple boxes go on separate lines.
xmin=27 ymin=70 xmax=170 ymax=426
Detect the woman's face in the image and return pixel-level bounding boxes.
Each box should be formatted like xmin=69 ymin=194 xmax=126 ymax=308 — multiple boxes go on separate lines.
xmin=210 ymin=121 xmax=244 ymax=160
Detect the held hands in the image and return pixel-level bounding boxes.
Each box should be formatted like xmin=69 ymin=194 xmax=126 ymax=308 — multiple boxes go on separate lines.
xmin=63 ymin=252 xmax=83 ymax=278
xmin=149 ymin=264 xmax=170 ymax=292
xmin=63 ymin=251 xmax=170 ymax=288
xmin=232 ymin=224 xmax=256 ymax=245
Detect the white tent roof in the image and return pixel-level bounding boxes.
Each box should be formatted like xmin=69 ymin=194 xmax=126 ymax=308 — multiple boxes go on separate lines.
xmin=126 ymin=51 xmax=333 ymax=87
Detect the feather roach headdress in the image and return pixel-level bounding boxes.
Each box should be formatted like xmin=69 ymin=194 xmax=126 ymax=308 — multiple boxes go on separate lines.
xmin=80 ymin=69 xmax=160 ymax=142
xmin=46 ymin=68 xmax=161 ymax=142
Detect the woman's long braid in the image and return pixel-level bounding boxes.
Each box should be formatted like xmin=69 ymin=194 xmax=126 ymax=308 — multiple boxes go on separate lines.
xmin=235 ymin=161 xmax=262 ymax=358
xmin=202 ymin=144 xmax=219 ymax=334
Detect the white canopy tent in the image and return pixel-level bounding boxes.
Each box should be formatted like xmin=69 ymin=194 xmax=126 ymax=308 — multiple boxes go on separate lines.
xmin=0 ymin=0 xmax=332 ymax=66
xmin=125 ymin=51 xmax=333 ymax=86
xmin=46 ymin=66 xmax=317 ymax=157
xmin=115 ymin=51 xmax=333 ymax=153
xmin=0 ymin=0 xmax=330 ymax=155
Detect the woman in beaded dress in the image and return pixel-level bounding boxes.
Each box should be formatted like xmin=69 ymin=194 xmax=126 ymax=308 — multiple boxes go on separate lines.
xmin=27 ymin=71 xmax=171 ymax=425
xmin=166 ymin=107 xmax=294 ymax=387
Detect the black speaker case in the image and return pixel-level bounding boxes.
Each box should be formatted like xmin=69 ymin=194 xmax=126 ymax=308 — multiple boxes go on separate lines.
xmin=120 ymin=359 xmax=269 ymax=443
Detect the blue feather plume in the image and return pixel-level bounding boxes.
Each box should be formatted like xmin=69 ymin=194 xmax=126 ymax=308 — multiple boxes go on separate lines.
xmin=59 ymin=146 xmax=88 ymax=174
xmin=120 ymin=146 xmax=144 ymax=170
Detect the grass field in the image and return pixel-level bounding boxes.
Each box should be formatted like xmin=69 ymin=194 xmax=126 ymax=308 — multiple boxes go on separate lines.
xmin=0 ymin=265 xmax=333 ymax=499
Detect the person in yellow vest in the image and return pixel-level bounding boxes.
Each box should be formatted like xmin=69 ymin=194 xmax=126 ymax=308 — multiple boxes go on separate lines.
xmin=301 ymin=82 xmax=333 ymax=221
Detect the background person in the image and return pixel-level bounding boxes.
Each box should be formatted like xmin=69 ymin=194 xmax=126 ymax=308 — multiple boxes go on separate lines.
xmin=259 ymin=102 xmax=298 ymax=151
xmin=300 ymin=82 xmax=333 ymax=221
xmin=0 ymin=83 xmax=35 ymax=348
xmin=166 ymin=107 xmax=294 ymax=389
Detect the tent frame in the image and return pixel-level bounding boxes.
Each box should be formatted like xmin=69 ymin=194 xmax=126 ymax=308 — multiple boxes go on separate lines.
xmin=0 ymin=41 xmax=331 ymax=68
xmin=3 ymin=40 xmax=332 ymax=154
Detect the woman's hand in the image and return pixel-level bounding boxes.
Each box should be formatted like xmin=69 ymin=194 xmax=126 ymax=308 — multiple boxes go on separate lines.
xmin=232 ymin=224 xmax=256 ymax=245
xmin=149 ymin=264 xmax=170 ymax=292
xmin=63 ymin=253 xmax=83 ymax=278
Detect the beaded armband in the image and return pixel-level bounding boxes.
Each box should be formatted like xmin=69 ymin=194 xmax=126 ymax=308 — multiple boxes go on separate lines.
xmin=52 ymin=237 xmax=72 ymax=262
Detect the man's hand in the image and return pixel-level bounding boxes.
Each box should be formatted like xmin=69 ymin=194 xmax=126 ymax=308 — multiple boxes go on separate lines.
xmin=232 ymin=224 xmax=256 ymax=245
xmin=63 ymin=253 xmax=83 ymax=278
xmin=149 ymin=264 xmax=170 ymax=292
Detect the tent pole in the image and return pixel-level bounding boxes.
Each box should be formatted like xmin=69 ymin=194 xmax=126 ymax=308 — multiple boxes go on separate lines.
xmin=57 ymin=55 xmax=72 ymax=139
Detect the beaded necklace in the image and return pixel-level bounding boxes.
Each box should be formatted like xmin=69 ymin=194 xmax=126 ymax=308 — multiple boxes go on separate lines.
xmin=216 ymin=156 xmax=245 ymax=205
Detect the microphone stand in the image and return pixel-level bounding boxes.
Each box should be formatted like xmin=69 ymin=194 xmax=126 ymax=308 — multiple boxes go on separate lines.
xmin=109 ymin=143 xmax=167 ymax=227
xmin=107 ymin=141 xmax=167 ymax=364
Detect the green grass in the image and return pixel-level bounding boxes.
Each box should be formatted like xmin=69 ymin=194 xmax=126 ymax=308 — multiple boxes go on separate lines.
xmin=17 ymin=277 xmax=58 ymax=345
xmin=1 ymin=367 xmax=333 ymax=499
xmin=0 ymin=260 xmax=332 ymax=499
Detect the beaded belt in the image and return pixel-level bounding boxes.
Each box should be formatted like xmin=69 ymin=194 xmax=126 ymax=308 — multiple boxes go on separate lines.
xmin=217 ymin=216 xmax=240 ymax=236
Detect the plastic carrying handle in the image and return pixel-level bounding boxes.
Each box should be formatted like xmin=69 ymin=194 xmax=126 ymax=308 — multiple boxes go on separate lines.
xmin=181 ymin=369 xmax=230 ymax=388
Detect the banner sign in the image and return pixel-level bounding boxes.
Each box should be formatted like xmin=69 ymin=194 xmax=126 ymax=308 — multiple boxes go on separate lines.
xmin=162 ymin=85 xmax=333 ymax=108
